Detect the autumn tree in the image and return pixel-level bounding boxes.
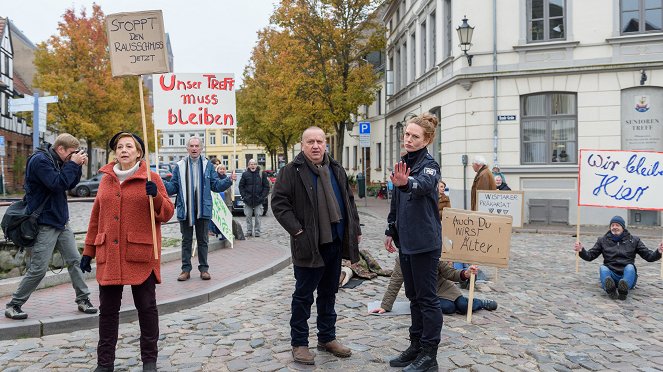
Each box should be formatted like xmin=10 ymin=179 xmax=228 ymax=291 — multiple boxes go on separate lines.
xmin=271 ymin=0 xmax=385 ymax=162
xmin=33 ymin=4 xmax=150 ymax=175
xmin=238 ymin=28 xmax=323 ymax=164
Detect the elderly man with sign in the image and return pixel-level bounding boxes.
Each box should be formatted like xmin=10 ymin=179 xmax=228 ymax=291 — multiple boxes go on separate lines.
xmin=574 ymin=215 xmax=663 ymax=300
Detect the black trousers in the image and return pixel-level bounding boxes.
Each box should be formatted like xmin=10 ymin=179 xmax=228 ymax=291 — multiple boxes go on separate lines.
xmin=97 ymin=272 xmax=159 ymax=367
xmin=399 ymin=249 xmax=443 ymax=347
xmin=290 ymin=238 xmax=342 ymax=346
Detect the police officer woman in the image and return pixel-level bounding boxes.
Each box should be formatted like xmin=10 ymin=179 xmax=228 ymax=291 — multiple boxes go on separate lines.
xmin=384 ymin=112 xmax=441 ymax=372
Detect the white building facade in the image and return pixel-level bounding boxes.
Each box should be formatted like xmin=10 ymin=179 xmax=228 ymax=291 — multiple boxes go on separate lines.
xmin=344 ymin=0 xmax=663 ymax=226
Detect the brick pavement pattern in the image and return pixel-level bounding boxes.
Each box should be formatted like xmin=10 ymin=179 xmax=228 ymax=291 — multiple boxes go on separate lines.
xmin=1 ymin=198 xmax=663 ymax=370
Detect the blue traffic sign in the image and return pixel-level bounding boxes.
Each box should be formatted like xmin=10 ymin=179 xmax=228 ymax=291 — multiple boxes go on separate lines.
xmin=359 ymin=121 xmax=371 ymax=134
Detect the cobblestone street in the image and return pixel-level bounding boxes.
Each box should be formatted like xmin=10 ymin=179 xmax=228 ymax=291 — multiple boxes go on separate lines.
xmin=1 ymin=201 xmax=663 ymax=371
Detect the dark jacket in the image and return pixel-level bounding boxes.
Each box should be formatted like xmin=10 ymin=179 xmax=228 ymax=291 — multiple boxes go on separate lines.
xmin=386 ymin=150 xmax=441 ymax=255
xmin=239 ymin=167 xmax=270 ymax=207
xmin=497 ymin=182 xmax=511 ymax=191
xmin=25 ymin=144 xmax=83 ymax=230
xmin=579 ymin=229 xmax=662 ymax=275
xmin=271 ymin=152 xmax=361 ymax=268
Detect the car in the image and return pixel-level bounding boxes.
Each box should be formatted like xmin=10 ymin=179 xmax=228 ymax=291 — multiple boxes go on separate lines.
xmin=150 ymin=164 xmax=173 ymax=182
xmin=69 ymin=174 xmax=103 ymax=197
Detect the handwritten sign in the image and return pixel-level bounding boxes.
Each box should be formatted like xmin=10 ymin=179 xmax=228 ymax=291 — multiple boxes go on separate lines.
xmin=441 ymin=208 xmax=512 ymax=268
xmin=477 ymin=191 xmax=524 ymax=228
xmin=578 ymin=149 xmax=663 ymax=210
xmin=106 ymin=10 xmax=170 ymax=77
xmin=152 ymin=73 xmax=237 ymax=130
xmin=211 ymin=192 xmax=234 ymax=247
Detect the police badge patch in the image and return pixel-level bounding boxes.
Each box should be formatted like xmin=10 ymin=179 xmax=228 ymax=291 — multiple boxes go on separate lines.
xmin=424 ymin=167 xmax=436 ymax=176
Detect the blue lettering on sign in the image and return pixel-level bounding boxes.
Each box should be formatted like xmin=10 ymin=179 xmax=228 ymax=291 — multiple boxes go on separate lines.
xmin=592 ymin=173 xmax=649 ymax=201
xmin=586 ymin=153 xmax=620 ymax=171
xmin=625 ymin=154 xmax=663 ymax=177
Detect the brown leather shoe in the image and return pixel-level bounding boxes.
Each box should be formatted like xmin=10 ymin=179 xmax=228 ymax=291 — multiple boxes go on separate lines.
xmin=200 ymin=271 xmax=211 ymax=280
xmin=177 ymin=271 xmax=190 ymax=281
xmin=292 ymin=346 xmax=315 ymax=365
xmin=317 ymin=339 xmax=352 ymax=358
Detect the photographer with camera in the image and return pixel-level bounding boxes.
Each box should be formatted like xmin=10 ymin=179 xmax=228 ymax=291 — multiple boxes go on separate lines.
xmin=5 ymin=134 xmax=97 ymax=320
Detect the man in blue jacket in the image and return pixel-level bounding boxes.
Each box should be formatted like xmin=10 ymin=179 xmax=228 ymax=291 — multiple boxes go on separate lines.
xmin=164 ymin=137 xmax=234 ymax=281
xmin=5 ymin=134 xmax=97 ymax=320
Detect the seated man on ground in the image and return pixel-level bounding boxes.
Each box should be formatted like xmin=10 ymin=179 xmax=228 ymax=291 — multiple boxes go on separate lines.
xmin=574 ymin=215 xmax=663 ymax=301
xmin=369 ymin=258 xmax=497 ymax=315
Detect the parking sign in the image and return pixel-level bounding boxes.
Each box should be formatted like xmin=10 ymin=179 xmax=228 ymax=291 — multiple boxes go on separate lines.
xmin=359 ymin=121 xmax=370 ymax=148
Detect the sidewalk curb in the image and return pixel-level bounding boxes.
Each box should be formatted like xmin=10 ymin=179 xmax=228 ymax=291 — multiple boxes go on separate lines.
xmin=0 ymin=243 xmax=291 ymax=340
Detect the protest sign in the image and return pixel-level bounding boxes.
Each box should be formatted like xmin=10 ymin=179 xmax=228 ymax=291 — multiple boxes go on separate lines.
xmin=106 ymin=10 xmax=170 ymax=77
xmin=477 ymin=190 xmax=524 ymax=228
xmin=212 ymin=193 xmax=234 ymax=248
xmin=441 ymin=208 xmax=512 ymax=268
xmin=578 ymin=149 xmax=663 ymax=210
xmin=152 ymin=73 xmax=237 ymax=130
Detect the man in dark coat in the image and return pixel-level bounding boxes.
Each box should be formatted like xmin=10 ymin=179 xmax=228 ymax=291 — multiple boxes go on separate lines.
xmin=271 ymin=126 xmax=361 ymax=366
xmin=238 ymin=159 xmax=270 ymax=237
xmin=574 ymin=215 xmax=663 ymax=300
xmin=470 ymin=155 xmax=496 ymax=211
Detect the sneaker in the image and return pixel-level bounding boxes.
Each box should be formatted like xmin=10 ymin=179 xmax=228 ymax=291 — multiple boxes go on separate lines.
xmin=254 ymin=233 xmax=261 ymax=237
xmin=5 ymin=304 xmax=27 ymax=320
xmin=617 ymin=279 xmax=629 ymax=301
xmin=77 ymin=298 xmax=98 ymax=314
xmin=482 ymin=299 xmax=498 ymax=311
xmin=604 ymin=277 xmax=618 ymax=299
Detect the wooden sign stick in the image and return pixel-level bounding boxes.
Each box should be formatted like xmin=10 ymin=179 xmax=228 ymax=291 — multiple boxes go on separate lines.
xmin=138 ymin=76 xmax=159 ymax=260
xmin=466 ymin=271 xmax=476 ymax=323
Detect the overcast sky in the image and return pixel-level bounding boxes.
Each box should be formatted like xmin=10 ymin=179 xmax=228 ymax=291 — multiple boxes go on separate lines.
xmin=3 ymin=0 xmax=278 ymax=86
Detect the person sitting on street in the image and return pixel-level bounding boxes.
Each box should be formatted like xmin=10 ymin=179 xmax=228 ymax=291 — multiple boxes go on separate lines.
xmin=369 ymin=259 xmax=498 ymax=317
xmin=574 ymin=215 xmax=663 ymax=300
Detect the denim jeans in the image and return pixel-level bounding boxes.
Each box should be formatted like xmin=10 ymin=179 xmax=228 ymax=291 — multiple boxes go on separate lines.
xmin=400 ymin=249 xmax=443 ymax=347
xmin=439 ymin=296 xmax=483 ymax=315
xmin=8 ymin=225 xmax=90 ymax=307
xmin=290 ymin=238 xmax=342 ymax=347
xmin=600 ymin=264 xmax=637 ymax=290
xmin=179 ymin=219 xmax=210 ymax=273
xmin=98 ymin=272 xmax=158 ymax=367
xmin=244 ymin=204 xmax=263 ymax=235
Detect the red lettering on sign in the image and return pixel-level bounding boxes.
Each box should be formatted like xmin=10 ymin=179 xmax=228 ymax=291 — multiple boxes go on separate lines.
xmin=167 ymin=108 xmax=234 ymax=126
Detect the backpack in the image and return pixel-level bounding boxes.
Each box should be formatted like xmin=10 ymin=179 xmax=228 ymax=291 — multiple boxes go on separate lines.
xmin=1 ymin=196 xmax=50 ymax=247
xmin=1 ymin=150 xmax=52 ymax=248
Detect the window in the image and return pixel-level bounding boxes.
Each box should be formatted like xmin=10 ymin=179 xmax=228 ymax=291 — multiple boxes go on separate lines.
xmin=222 ymin=155 xmax=229 ymax=167
xmin=444 ymin=0 xmax=452 ymax=58
xmin=376 ymin=142 xmax=382 ymax=169
xmin=528 ymin=0 xmax=566 ymax=42
xmin=395 ymin=49 xmax=401 ymax=91
xmin=421 ymin=21 xmax=427 ymax=72
xmin=410 ymin=33 xmax=416 ymax=82
xmin=377 ymin=89 xmax=382 ymax=115
xmin=222 ymin=133 xmax=229 ymax=144
xmin=353 ymin=146 xmax=358 ymax=169
xmin=344 ymin=147 xmax=349 ymax=168
xmin=4 ymin=54 xmax=9 ymax=75
xmin=401 ymin=41 xmax=407 ymax=87
xmin=209 ymin=132 xmax=216 ymax=145
xmin=521 ymin=93 xmax=577 ymax=165
xmin=179 ymin=134 xmax=186 ymax=146
xmin=621 ymin=0 xmax=663 ymax=33
xmin=168 ymin=134 xmax=174 ymax=146
xmin=430 ymin=11 xmax=436 ymax=67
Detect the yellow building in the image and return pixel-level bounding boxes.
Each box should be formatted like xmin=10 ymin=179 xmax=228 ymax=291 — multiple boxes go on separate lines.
xmin=204 ymin=128 xmax=276 ymax=171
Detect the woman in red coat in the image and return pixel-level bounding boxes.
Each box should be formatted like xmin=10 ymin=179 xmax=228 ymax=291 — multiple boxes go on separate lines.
xmin=80 ymin=132 xmax=174 ymax=372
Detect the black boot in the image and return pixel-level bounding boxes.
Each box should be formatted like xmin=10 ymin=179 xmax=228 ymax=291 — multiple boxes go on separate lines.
xmin=403 ymin=345 xmax=438 ymax=372
xmin=389 ymin=337 xmax=421 ymax=367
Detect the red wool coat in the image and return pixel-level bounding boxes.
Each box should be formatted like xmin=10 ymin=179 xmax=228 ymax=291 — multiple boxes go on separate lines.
xmin=83 ymin=161 xmax=174 ymax=286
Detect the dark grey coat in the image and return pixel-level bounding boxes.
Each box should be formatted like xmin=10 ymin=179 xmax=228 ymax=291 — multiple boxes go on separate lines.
xmin=271 ymin=152 xmax=361 ymax=268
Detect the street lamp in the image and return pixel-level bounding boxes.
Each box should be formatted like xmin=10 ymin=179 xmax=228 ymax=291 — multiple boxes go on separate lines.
xmin=456 ymin=16 xmax=475 ymax=66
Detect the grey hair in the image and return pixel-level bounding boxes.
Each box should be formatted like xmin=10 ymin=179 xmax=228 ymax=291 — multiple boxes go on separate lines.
xmin=473 ymin=155 xmax=487 ymax=166
xmin=187 ymin=136 xmax=203 ymax=147
xmin=248 ymin=158 xmax=257 ymax=165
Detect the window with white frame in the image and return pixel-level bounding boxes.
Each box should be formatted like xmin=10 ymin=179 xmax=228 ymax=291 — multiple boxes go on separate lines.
xmin=168 ymin=134 xmax=174 ymax=146
xmin=209 ymin=132 xmax=216 ymax=145
xmin=521 ymin=93 xmax=577 ymax=165
xmin=179 ymin=134 xmax=186 ymax=146
xmin=621 ymin=0 xmax=662 ymax=34
xmin=527 ymin=0 xmax=566 ymax=42
xmin=409 ymin=33 xmax=416 ymax=82
xmin=430 ymin=11 xmax=436 ymax=67
xmin=444 ymin=0 xmax=451 ymax=58
xmin=222 ymin=155 xmax=229 ymax=167
xmin=395 ymin=49 xmax=401 ymax=91
xmin=421 ymin=21 xmax=427 ymax=72
xmin=222 ymin=133 xmax=229 ymax=144
xmin=401 ymin=41 xmax=407 ymax=88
